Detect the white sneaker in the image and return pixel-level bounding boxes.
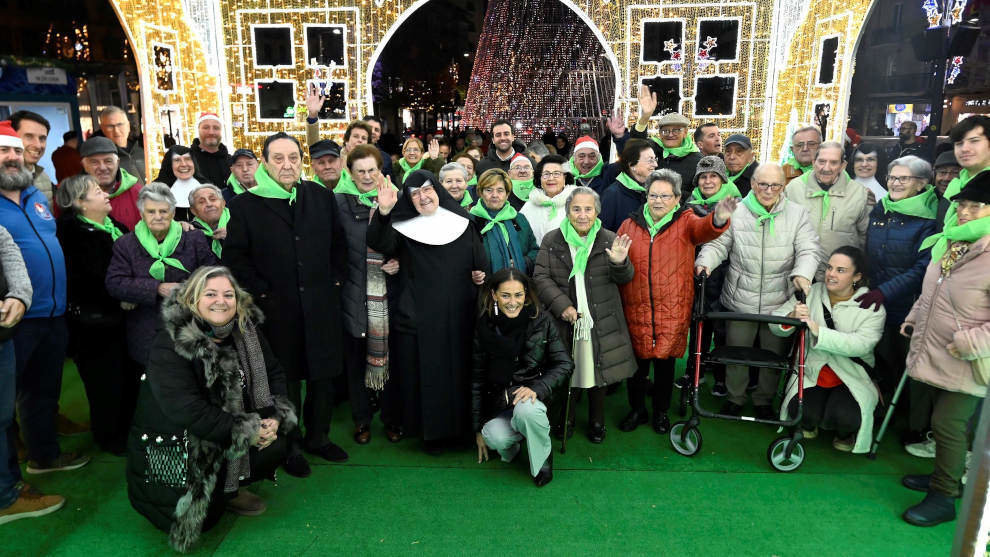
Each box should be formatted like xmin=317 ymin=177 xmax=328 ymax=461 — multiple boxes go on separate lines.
xmin=963 ymin=451 xmax=972 ymax=485
xmin=905 ymin=432 xmax=936 ymax=458
xmin=801 ymin=428 xmax=818 ymax=440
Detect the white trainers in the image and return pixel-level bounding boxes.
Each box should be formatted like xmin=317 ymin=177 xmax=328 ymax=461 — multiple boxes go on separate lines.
xmin=801 ymin=428 xmax=818 ymax=440
xmin=905 ymin=432 xmax=937 ymax=458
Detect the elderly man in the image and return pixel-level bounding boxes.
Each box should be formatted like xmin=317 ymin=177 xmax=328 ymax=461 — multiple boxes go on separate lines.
xmin=10 ymin=111 xmax=54 ymax=206
xmin=631 ymin=85 xmax=703 ymax=200
xmin=723 ymin=134 xmax=759 ymax=197
xmin=190 ymin=112 xmax=231 ymax=188
xmin=77 ymin=136 xmax=144 ymax=229
xmin=223 ymin=132 xmax=348 ymax=478
xmin=188 ymin=184 xmax=229 ymax=258
xmin=98 ymin=106 xmax=145 ymax=183
xmin=223 ymin=148 xmax=258 ymax=200
xmin=476 ymin=119 xmax=523 ymax=175
xmin=783 ymin=126 xmax=821 ymax=181
xmin=309 ymin=139 xmax=343 ymax=189
xmin=898 ymin=121 xmax=927 ymax=160
xmin=932 ymin=151 xmax=961 ymax=226
xmin=694 ymin=123 xmax=722 ymax=156
xmin=785 ymin=141 xmax=871 ymax=279
xmin=567 ymin=135 xmax=618 ymax=194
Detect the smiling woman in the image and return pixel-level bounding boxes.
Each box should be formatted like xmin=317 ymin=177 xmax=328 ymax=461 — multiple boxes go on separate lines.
xmin=155 ymin=145 xmax=209 ymax=221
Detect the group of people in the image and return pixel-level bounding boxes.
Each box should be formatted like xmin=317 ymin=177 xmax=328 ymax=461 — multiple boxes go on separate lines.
xmin=0 ymin=85 xmax=987 ymax=550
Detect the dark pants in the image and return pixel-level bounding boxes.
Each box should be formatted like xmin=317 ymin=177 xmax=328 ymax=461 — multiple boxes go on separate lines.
xmin=12 ymin=317 xmax=67 ymax=463
xmin=788 ymin=385 xmax=861 ymax=435
xmin=0 ymin=340 xmax=19 ymax=508
xmin=628 ymin=358 xmax=676 ymax=413
xmin=69 ymin=320 xmax=137 ymax=450
xmin=555 ymin=386 xmax=606 ymax=426
xmin=908 ymin=379 xmax=936 ymax=435
xmin=687 ymin=321 xmax=726 ymax=383
xmin=929 ymin=387 xmax=981 ymax=497
xmin=286 ymin=379 xmax=334 ymax=452
xmin=343 ymin=334 xmax=373 ymax=427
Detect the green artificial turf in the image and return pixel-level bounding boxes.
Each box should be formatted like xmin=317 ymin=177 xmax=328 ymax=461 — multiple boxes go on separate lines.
xmin=7 ymin=360 xmax=954 ymax=556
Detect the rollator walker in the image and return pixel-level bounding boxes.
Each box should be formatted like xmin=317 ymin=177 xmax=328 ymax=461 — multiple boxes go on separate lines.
xmin=670 ymin=272 xmax=811 ymax=472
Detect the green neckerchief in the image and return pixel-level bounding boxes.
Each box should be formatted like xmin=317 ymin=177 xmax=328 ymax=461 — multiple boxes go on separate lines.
xmin=110 ymin=169 xmax=139 ymax=199
xmin=727 ymin=162 xmax=752 ymax=185
xmin=881 ymin=185 xmax=938 ymax=220
xmin=643 ymin=203 xmax=680 ymax=238
xmin=134 ymin=220 xmax=189 ymax=281
xmin=226 ymin=173 xmax=246 ymax=195
xmin=539 ymin=193 xmax=561 ymax=221
xmin=784 ymin=154 xmax=813 ymax=175
xmin=460 ymin=191 xmax=474 ymax=207
xmin=193 ymin=207 xmax=231 ymax=259
xmin=921 ymin=213 xmax=990 ymax=262
xmin=333 ymin=170 xmax=385 ymax=208
xmin=512 ymin=179 xmax=535 ymax=203
xmin=616 ymin=172 xmax=646 ymax=192
xmin=810 ymin=189 xmax=830 ymax=223
xmin=561 ymin=218 xmax=602 ymax=279
xmin=690 ymin=181 xmax=741 ymax=206
xmin=651 ymin=135 xmax=700 ymax=159
xmin=467 ymin=175 xmax=477 ymax=187
xmin=943 ymin=166 xmax=990 ymax=229
xmin=570 ymin=156 xmax=603 ymax=180
xmin=742 ymin=191 xmax=780 ymax=236
xmin=470 ymin=202 xmax=517 ymax=244
xmin=249 ymin=165 xmax=297 ymax=205
xmin=398 ymin=157 xmax=424 ymax=180
xmin=77 ymin=214 xmax=122 ymax=241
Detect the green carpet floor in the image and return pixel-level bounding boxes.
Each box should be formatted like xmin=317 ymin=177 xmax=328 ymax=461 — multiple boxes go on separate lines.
xmin=7 ymin=360 xmax=955 ymax=556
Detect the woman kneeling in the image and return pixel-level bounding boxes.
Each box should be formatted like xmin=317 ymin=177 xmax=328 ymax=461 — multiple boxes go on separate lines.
xmin=472 ymin=269 xmax=573 ymax=486
xmin=126 ymin=266 xmax=296 ymax=552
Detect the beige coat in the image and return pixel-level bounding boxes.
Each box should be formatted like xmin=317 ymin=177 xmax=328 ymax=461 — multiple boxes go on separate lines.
xmin=785 ymin=172 xmax=873 ymax=280
xmin=905 ymin=235 xmax=990 ymax=398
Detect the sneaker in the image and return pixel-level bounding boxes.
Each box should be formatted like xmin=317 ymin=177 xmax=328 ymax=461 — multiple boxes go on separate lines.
xmin=905 ymin=432 xmax=937 ymax=458
xmin=963 ymin=451 xmax=972 ymax=485
xmin=25 ymin=452 xmax=90 ymax=475
xmin=832 ymin=435 xmax=855 ymax=452
xmin=225 ymin=489 xmax=266 ymax=516
xmin=801 ymin=427 xmax=818 ymax=440
xmin=710 ymin=382 xmax=728 ymax=398
xmin=55 ymin=414 xmax=89 ymax=436
xmin=0 ymin=491 xmax=65 ymax=525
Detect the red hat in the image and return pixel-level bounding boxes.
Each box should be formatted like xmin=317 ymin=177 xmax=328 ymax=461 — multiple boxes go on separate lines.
xmin=509 ymin=153 xmax=532 ymax=168
xmin=0 ymin=121 xmax=23 ymax=149
xmin=573 ymin=135 xmax=599 ymax=154
xmin=196 ymin=112 xmax=222 ymax=127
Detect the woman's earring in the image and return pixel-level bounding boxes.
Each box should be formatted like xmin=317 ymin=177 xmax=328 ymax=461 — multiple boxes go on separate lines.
xmin=494 ymin=304 xmax=499 ymax=316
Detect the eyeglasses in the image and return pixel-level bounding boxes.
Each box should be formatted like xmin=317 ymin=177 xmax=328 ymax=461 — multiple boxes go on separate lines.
xmin=647 ymin=193 xmax=676 ymax=201
xmin=887 ymin=175 xmax=922 ymax=185
xmin=659 ymin=128 xmax=686 ymax=137
xmin=957 ymin=201 xmax=989 ymax=213
xmin=409 ymin=185 xmax=435 ymax=198
xmin=403 ymin=148 xmax=421 ymax=154
xmin=794 ymin=141 xmax=820 ymax=150
xmin=640 ymin=157 xmax=658 ymax=165
xmin=510 ymin=166 xmax=532 ymax=173
xmin=754 ymin=182 xmax=785 ymax=191
xmin=541 ymin=171 xmax=564 ymax=179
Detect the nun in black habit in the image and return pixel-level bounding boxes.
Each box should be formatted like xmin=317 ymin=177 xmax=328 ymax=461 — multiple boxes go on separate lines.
xmin=367 ymin=169 xmax=490 ymax=453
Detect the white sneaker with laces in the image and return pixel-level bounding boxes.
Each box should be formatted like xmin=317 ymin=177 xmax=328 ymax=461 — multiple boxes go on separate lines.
xmin=905 ymin=431 xmax=936 ymax=458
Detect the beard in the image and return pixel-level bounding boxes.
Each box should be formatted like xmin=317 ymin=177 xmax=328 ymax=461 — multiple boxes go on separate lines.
xmin=0 ymin=161 xmax=32 ymax=191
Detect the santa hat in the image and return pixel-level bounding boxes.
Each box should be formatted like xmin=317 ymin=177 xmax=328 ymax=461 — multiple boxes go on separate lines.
xmin=0 ymin=121 xmax=23 ymax=149
xmin=509 ymin=153 xmax=532 ymax=168
xmin=573 ymin=135 xmax=599 ymax=154
xmin=196 ymin=112 xmax=222 ymax=127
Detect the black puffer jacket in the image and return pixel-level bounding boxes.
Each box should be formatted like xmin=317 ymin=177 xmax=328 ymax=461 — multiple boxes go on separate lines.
xmin=631 ymin=128 xmax=703 ymax=203
xmin=471 ymin=309 xmax=573 ymax=431
xmin=190 ymin=139 xmax=231 ymax=188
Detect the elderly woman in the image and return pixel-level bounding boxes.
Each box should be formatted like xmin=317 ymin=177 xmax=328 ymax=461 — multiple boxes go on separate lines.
xmin=394 ymin=137 xmax=444 ymax=185
xmin=367 ymin=169 xmax=489 ymax=453
xmin=861 ymin=155 xmax=937 ymax=448
xmin=850 ymin=143 xmax=887 ymax=201
xmin=695 ymin=163 xmax=821 ymax=419
xmin=507 ymin=154 xmax=536 ymax=210
xmin=900 ymin=172 xmax=990 ymax=527
xmin=533 ymin=186 xmax=636 ymax=443
xmin=335 ymin=144 xmax=400 ymax=444
xmin=440 ymin=161 xmax=474 ymax=208
xmin=54 ymin=174 xmax=131 ymax=454
xmin=188 ymin=184 xmax=229 ymax=259
xmin=472 ymin=269 xmax=572 ymax=486
xmin=106 ymin=183 xmax=218 ymax=368
xmin=155 ymin=145 xmax=208 ymax=222
xmin=773 ymin=246 xmax=885 ymax=453
xmin=600 ymin=139 xmax=658 ymax=231
xmin=616 ymin=169 xmax=734 ymax=433
xmin=126 ymin=266 xmax=296 ymax=552
xmin=469 ymin=169 xmax=539 ymax=274
xmin=521 ymin=154 xmax=577 ymax=245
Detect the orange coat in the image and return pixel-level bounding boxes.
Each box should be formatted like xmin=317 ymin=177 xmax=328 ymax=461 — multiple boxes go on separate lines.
xmin=618 ymin=207 xmax=728 ymax=360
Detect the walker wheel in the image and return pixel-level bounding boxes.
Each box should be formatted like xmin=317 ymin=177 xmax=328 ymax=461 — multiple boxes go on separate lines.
xmin=767 ymin=436 xmax=805 ymax=472
xmin=669 ymin=422 xmax=702 ymax=457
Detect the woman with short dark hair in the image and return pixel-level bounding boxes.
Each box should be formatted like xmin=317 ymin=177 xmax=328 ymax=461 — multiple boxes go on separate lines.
xmin=600 ymin=139 xmax=658 ymax=231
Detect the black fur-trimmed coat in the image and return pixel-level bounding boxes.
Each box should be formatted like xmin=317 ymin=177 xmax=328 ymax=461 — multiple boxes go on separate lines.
xmin=126 ymin=292 xmax=297 ymax=553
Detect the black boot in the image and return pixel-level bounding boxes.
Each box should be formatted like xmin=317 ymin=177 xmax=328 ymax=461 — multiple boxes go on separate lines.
xmin=902 ymin=491 xmax=956 ymax=527
xmin=534 ymin=453 xmax=553 ymax=487
xmin=618 ymin=409 xmax=649 ymax=432
xmin=587 ymin=422 xmax=606 ymax=444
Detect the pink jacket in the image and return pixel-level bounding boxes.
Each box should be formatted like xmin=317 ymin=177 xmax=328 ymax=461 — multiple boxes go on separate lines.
xmin=905 ymin=235 xmax=990 ymax=397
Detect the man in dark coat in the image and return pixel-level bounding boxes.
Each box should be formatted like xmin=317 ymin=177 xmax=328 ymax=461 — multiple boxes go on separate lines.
xmin=223 ymin=132 xmax=348 ymax=477
xmin=475 ymin=119 xmax=524 ymax=175
xmin=723 ymin=134 xmax=759 ymax=197
xmin=190 ymin=112 xmax=231 ymax=188
xmin=629 ymin=86 xmax=702 ymax=202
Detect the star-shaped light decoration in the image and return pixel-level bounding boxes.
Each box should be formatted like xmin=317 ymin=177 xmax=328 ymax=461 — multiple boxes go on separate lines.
xmin=947 ymin=56 xmax=964 ymax=84
xmin=663 ymin=39 xmax=678 ymax=55
xmin=703 ymin=36 xmax=718 ymax=50
xmin=948 ymin=0 xmax=968 ymax=24
xmin=922 ymin=0 xmax=942 ymax=28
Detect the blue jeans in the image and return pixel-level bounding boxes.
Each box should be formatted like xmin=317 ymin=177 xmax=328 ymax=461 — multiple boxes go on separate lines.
xmin=13 ymin=317 xmax=67 ymax=463
xmin=0 ymin=339 xmax=20 ymax=508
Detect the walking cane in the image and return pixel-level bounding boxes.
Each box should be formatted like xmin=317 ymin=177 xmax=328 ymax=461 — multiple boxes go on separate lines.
xmin=868 ymin=325 xmax=913 ymax=460
xmin=561 ymin=314 xmax=583 ymax=454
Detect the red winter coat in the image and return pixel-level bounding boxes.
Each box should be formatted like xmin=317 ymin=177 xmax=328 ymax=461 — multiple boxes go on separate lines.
xmin=618 ymin=206 xmax=728 ymax=360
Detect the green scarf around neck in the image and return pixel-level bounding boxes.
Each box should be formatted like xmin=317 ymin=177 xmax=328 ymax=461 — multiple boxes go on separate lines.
xmin=134 ymin=220 xmax=189 ymax=280
xmin=226 ymin=173 xmax=246 ymax=195
xmin=249 ymin=165 xmax=297 ymax=205
xmin=943 ymin=166 xmax=990 ymax=229
xmin=110 ymin=169 xmax=139 ymax=199
xmin=512 ymin=179 xmax=535 ymax=202
xmin=881 ymin=185 xmax=938 ymax=220
xmin=617 ymin=172 xmax=646 ymax=192
xmin=469 ymin=202 xmax=517 ymax=244
xmin=398 ymin=157 xmax=424 ymax=181
xmin=467 ymin=175 xmax=477 ymax=187
xmin=742 ymin=191 xmax=780 ymax=236
xmin=727 ymin=162 xmax=752 ymax=186
xmin=810 ymin=189 xmax=830 ymax=223
xmin=78 ymin=214 xmax=122 ymax=241
xmin=561 ymin=218 xmax=602 ymax=279
xmin=643 ymin=203 xmax=680 ymax=238
xmin=921 ymin=214 xmax=990 ymax=262
xmin=193 ymin=207 xmax=231 ymax=258
xmin=784 ymin=154 xmax=813 ymax=175
xmin=460 ymin=190 xmax=474 ymax=207
xmin=651 ymin=135 xmax=700 ymax=159
xmin=333 ymin=171 xmax=386 ymax=208
xmin=570 ymin=156 xmax=603 ymax=180
xmin=690 ymin=181 xmax=741 ymax=206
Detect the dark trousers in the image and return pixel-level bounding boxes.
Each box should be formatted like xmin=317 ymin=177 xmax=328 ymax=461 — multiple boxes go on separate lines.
xmin=628 ymin=358 xmax=676 ymax=413
xmin=929 ymin=387 xmax=981 ymax=497
xmin=555 ymin=386 xmax=606 ymax=426
xmin=343 ymin=334 xmax=373 ymax=427
xmin=686 ymin=321 xmax=726 ymax=383
xmin=286 ymin=378 xmax=333 ymax=452
xmin=12 ymin=317 xmax=67 ymax=463
xmin=873 ymin=323 xmax=911 ymax=404
xmin=788 ymin=385 xmax=861 ymax=435
xmin=908 ymin=379 xmax=936 ymax=435
xmin=0 ymin=340 xmax=18 ymax=508
xmin=70 ymin=320 xmax=137 ymax=450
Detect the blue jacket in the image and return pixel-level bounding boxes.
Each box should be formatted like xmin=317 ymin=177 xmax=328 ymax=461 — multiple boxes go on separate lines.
xmin=864 ymin=203 xmax=936 ymax=325
xmin=600 ymin=180 xmax=644 ymax=232
xmin=0 ymin=186 xmax=66 ymax=318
